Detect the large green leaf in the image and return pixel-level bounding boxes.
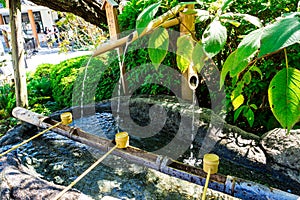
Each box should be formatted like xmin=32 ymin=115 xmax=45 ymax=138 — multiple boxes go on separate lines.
xmin=234 ymin=14 xmax=263 ymax=28
xmin=259 ymin=15 xmax=300 ymax=57
xmin=202 ymin=20 xmax=227 ymax=58
xmin=148 ymin=28 xmax=169 ymax=70
xmin=230 ymin=29 xmax=263 ymax=76
xmin=176 ymin=35 xmax=194 ymax=73
xmin=268 ymin=68 xmax=300 ymax=132
xmin=220 ymin=29 xmax=263 ymax=88
xmin=192 ymin=42 xmax=207 ymax=73
xmin=136 ymin=2 xmax=161 ymax=36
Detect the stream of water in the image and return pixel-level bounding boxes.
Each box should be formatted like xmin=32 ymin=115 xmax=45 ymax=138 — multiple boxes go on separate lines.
xmin=80 ymin=56 xmax=93 ymax=118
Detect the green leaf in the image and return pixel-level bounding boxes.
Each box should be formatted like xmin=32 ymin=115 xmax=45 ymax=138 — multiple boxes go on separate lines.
xmin=221 ymin=0 xmax=234 ymax=11
xmin=223 ymin=19 xmax=241 ymax=27
xmin=244 ymin=108 xmax=255 ymax=127
xmin=234 ymin=106 xmax=245 ymax=122
xmin=235 ymin=14 xmax=263 ymax=28
xmin=220 ymin=51 xmax=237 ymax=88
xmin=176 ymin=35 xmax=194 ymax=73
xmin=136 ymin=2 xmax=161 ymax=36
xmin=202 ymin=20 xmax=227 ymax=58
xmin=259 ymin=16 xmax=300 ymax=57
xmin=242 ymin=71 xmax=252 ymax=85
xmin=148 ymin=28 xmax=169 ymax=70
xmin=231 ymin=94 xmax=244 ymax=111
xmin=231 ymin=81 xmax=244 ymax=101
xmin=230 ymin=29 xmax=263 ymax=76
xmin=192 ymin=42 xmax=207 ymax=73
xmin=268 ymin=68 xmax=300 ymax=132
xmin=220 ymin=29 xmax=263 ymax=88
xmin=250 ymin=104 xmax=258 ymax=110
xmin=249 ymin=66 xmax=263 ymax=79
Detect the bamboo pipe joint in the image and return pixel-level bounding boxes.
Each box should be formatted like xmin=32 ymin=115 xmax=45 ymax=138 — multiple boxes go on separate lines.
xmin=115 ymin=132 xmax=129 ymax=148
xmin=60 ymin=112 xmax=73 ymax=125
xmin=203 ymin=154 xmax=219 ymax=174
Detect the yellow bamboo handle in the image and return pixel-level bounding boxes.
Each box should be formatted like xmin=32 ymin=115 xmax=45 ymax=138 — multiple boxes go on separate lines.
xmin=201 ymin=168 xmax=211 ymax=200
xmin=0 ymin=122 xmax=61 ymax=157
xmin=53 ymin=145 xmax=118 ymax=200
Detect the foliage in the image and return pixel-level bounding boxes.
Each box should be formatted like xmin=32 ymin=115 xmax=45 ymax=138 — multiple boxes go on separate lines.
xmin=72 ymin=54 xmax=116 ymax=105
xmin=50 ymin=56 xmax=90 ymax=108
xmin=0 ymin=0 xmax=5 ymax=8
xmin=268 ymin=68 xmax=300 ymax=132
xmin=148 ymin=28 xmax=169 ymax=70
xmin=55 ymin=13 xmax=106 ymax=52
xmin=0 ymin=84 xmax=16 ymax=116
xmin=0 ymin=84 xmax=17 ymax=136
xmin=118 ymin=0 xmax=179 ymax=31
xmin=221 ymin=13 xmax=300 ymax=132
xmin=33 ymin=63 xmax=55 ymax=79
xmin=133 ymin=0 xmax=300 ymax=132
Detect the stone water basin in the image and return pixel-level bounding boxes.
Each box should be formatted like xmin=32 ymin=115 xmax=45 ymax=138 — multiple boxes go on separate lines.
xmin=1 ymin=112 xmax=237 ymax=200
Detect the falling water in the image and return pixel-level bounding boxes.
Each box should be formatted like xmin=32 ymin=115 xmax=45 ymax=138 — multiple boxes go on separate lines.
xmin=183 ymin=89 xmax=201 ymax=166
xmin=115 ymin=40 xmax=130 ymax=132
xmin=80 ymin=56 xmax=93 ymax=118
xmin=190 ymin=89 xmax=196 ymax=156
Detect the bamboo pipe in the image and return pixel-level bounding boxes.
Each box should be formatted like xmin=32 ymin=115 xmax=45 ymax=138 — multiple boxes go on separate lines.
xmin=92 ymin=5 xmax=183 ymax=57
xmin=188 ymin=64 xmax=199 ymax=90
xmin=11 ymin=107 xmax=300 ymax=200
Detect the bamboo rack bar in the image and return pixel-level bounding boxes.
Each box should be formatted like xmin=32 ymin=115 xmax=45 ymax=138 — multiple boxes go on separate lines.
xmin=92 ymin=5 xmax=183 ymax=57
xmin=11 ymin=107 xmax=300 ymax=200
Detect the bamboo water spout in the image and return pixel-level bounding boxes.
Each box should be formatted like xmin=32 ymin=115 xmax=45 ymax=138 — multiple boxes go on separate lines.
xmin=188 ymin=64 xmax=199 ymax=90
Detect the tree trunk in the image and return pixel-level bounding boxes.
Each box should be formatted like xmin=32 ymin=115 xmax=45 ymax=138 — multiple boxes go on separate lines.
xmin=29 ymin=0 xmax=108 ymax=30
xmin=9 ymin=0 xmax=28 ymax=108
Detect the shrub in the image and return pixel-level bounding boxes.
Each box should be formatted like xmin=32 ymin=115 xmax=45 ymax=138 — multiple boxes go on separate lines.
xmin=50 ymin=56 xmax=90 ymax=108
xmin=0 ymin=84 xmax=16 ymax=116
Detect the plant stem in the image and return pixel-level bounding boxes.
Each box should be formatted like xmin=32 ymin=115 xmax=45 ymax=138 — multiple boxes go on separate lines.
xmin=284 ymin=48 xmax=288 ymax=69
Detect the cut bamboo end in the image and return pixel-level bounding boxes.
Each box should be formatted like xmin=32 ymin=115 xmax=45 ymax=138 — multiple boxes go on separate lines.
xmin=203 ymin=154 xmax=219 ymax=174
xmin=115 ymin=132 xmax=129 ymax=148
xmin=188 ymin=65 xmax=199 ymax=91
xmin=60 ymin=112 xmax=73 ymax=125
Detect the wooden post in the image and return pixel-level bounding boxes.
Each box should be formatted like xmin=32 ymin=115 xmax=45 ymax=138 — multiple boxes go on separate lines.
xmin=102 ymin=0 xmax=128 ymax=95
xmin=28 ymin=9 xmax=40 ymax=48
xmin=0 ymin=14 xmax=10 ymax=49
xmin=9 ymin=0 xmax=28 ymax=108
xmin=180 ymin=4 xmax=195 ymax=101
